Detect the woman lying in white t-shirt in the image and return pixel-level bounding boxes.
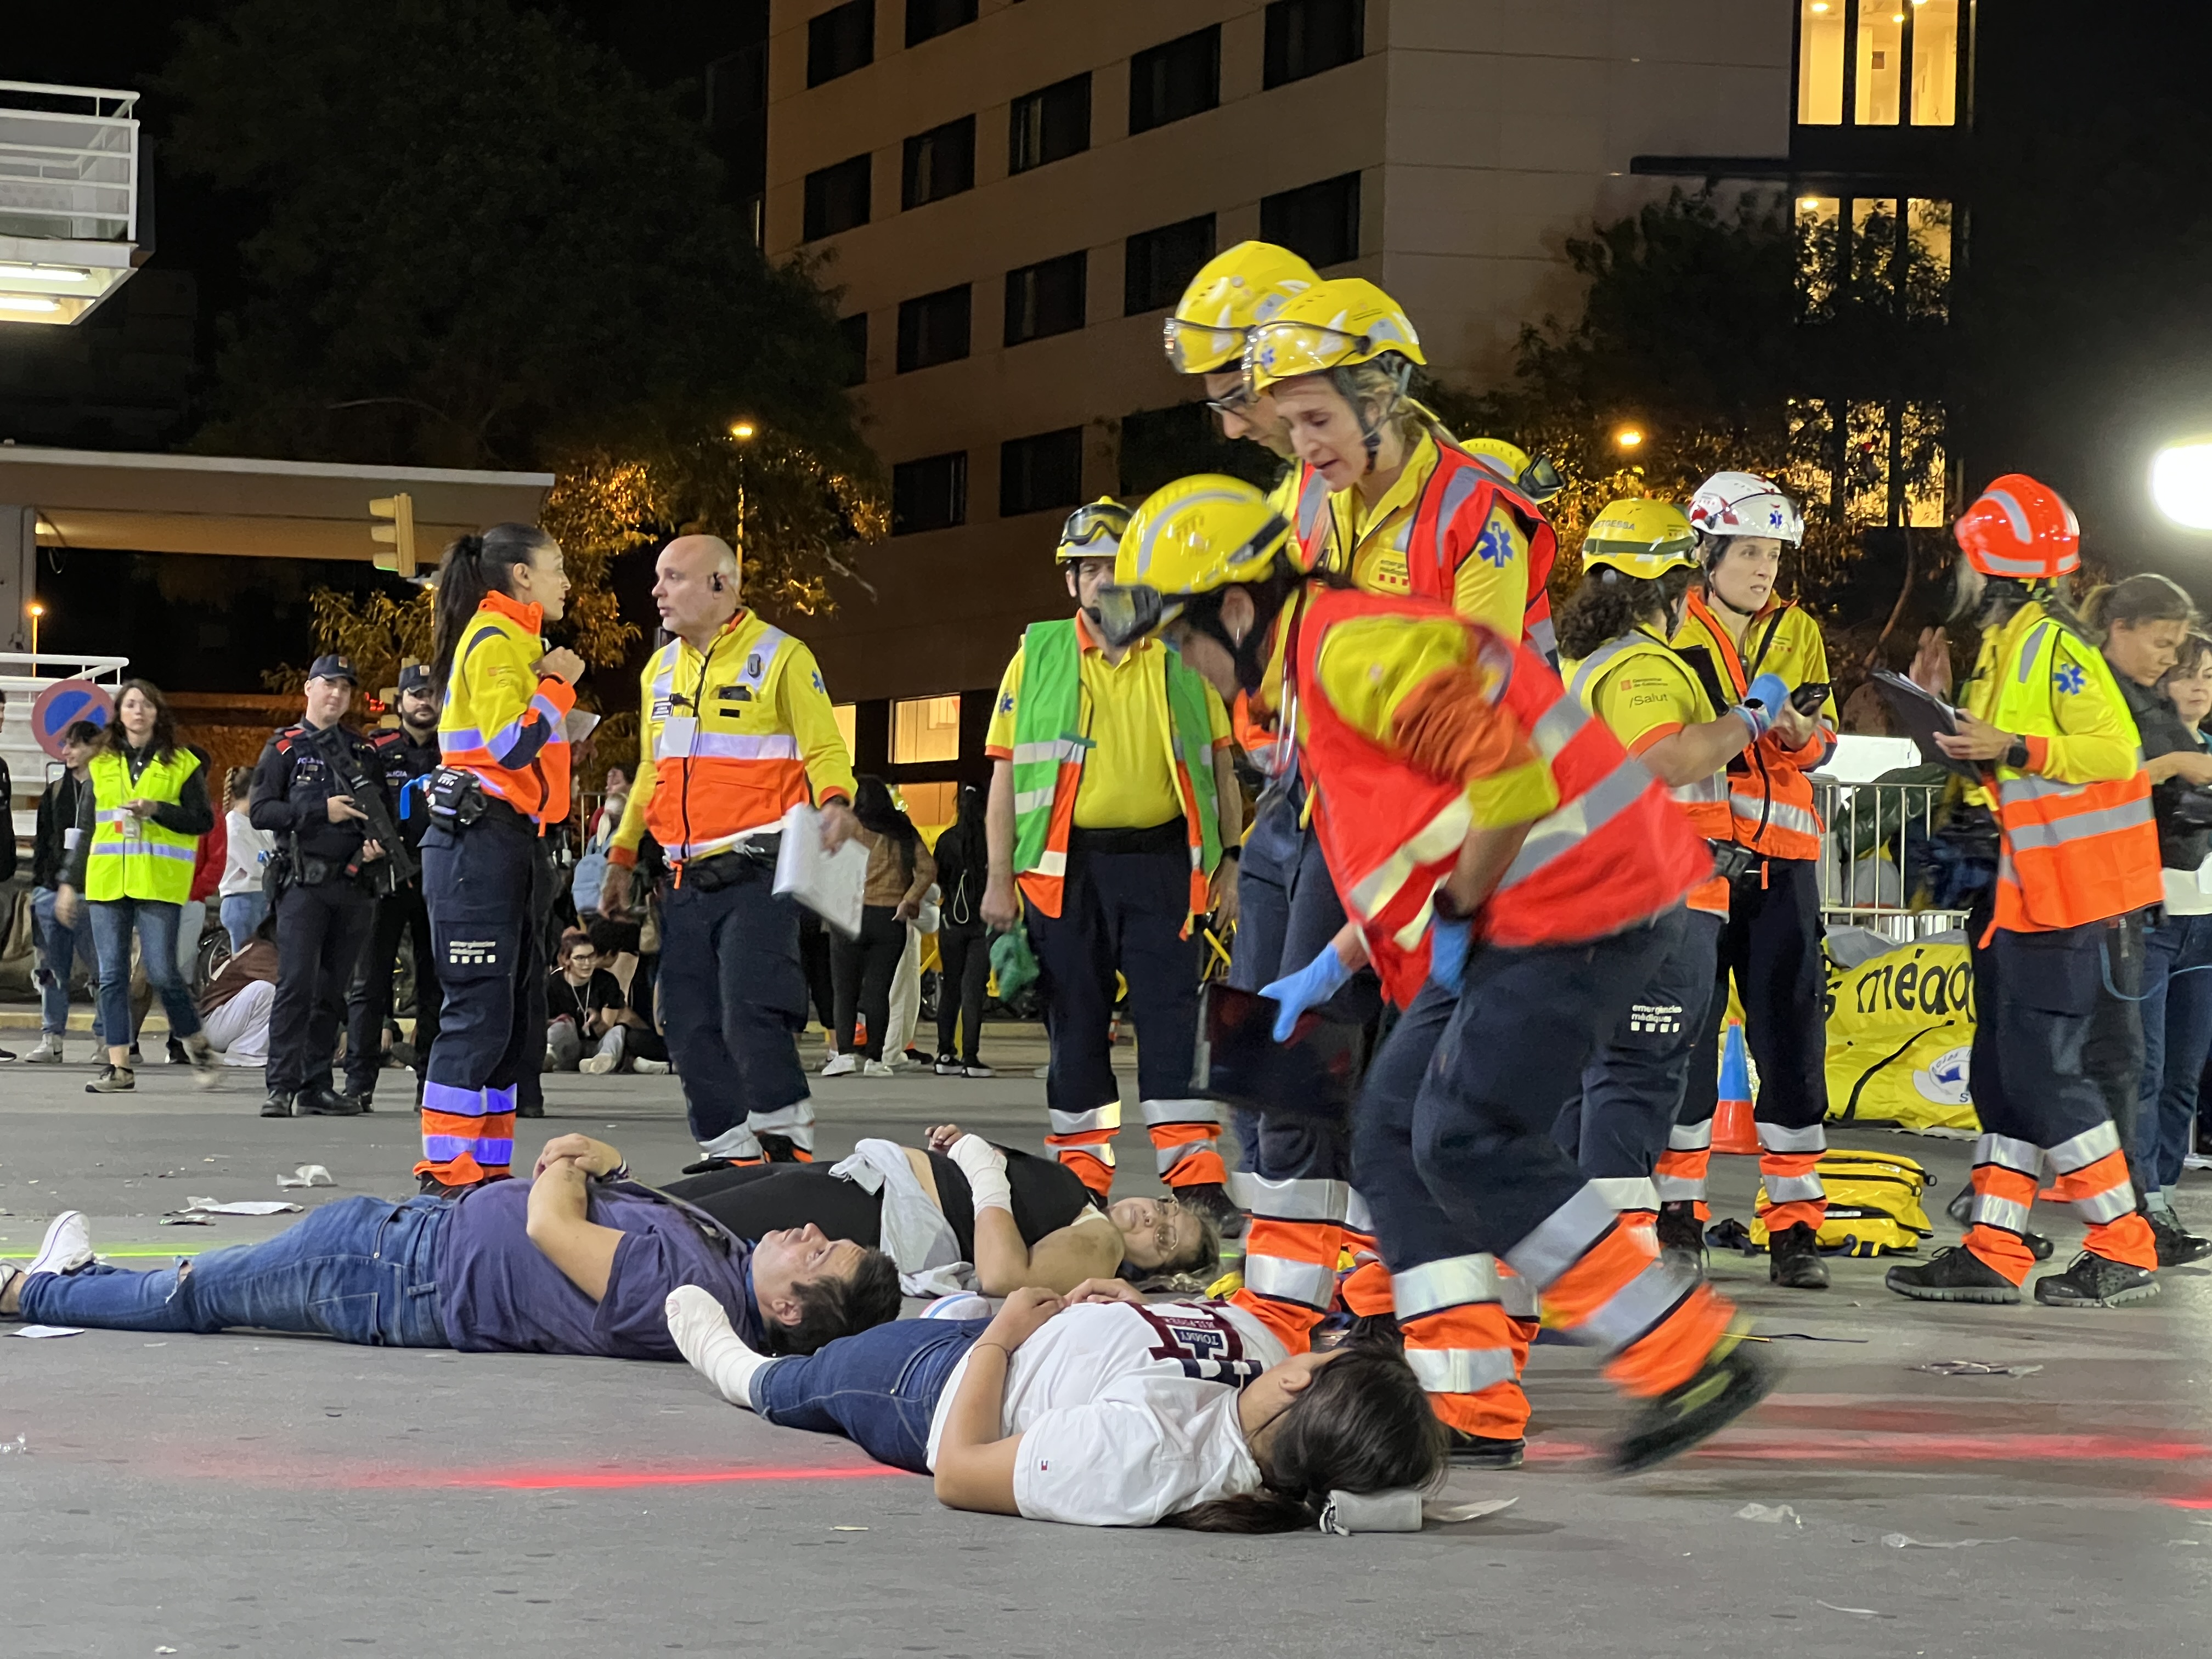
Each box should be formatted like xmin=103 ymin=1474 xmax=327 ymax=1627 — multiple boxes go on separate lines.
xmin=664 ymin=1280 xmax=1444 ymax=1530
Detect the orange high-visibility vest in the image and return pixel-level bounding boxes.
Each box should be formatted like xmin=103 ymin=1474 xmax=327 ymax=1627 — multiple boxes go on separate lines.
xmin=1292 ymin=588 xmax=1710 ymax=1007
xmin=1671 ymin=590 xmax=1831 ymax=860
xmin=1289 ymin=448 xmax=1559 ymax=657
xmin=1979 ymin=606 xmax=2162 ymax=935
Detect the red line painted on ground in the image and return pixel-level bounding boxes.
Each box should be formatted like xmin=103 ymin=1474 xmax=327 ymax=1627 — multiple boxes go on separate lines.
xmin=350 ymin=1464 xmax=916 ymax=1491
xmin=1526 ymin=1431 xmax=2212 ymax=1467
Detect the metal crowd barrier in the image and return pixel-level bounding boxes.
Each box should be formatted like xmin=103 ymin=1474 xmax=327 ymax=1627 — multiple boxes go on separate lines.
xmin=1812 ymin=775 xmax=1970 ymax=943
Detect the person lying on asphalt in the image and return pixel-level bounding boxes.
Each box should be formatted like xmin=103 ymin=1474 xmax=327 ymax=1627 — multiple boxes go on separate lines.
xmin=2 ymin=1135 xmax=901 ymax=1359
xmin=663 ymin=1278 xmax=1446 ymax=1530
xmin=664 ymin=1124 xmax=1218 ymax=1297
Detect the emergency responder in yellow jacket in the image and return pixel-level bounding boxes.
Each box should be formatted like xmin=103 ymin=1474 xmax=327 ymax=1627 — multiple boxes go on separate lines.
xmin=419 ymin=524 xmax=581 ymax=1191
xmin=1558 ymin=501 xmax=1826 ymax=1286
xmin=1244 ymin=278 xmax=1559 ymax=655
xmin=980 ymin=500 xmax=1243 ymax=1226
xmin=1092 ymin=474 xmax=1778 ymax=1475
xmin=1888 ymin=475 xmax=2163 ymax=1309
xmin=1668 ymin=471 xmax=1837 ymax=1256
xmin=598 ymin=535 xmax=859 ymax=1169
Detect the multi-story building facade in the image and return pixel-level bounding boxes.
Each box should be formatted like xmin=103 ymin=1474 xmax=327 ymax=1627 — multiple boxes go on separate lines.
xmin=764 ymin=0 xmax=1794 ymax=811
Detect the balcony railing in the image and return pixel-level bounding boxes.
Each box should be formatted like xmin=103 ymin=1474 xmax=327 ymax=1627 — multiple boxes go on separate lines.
xmin=0 ymin=81 xmax=139 ymax=244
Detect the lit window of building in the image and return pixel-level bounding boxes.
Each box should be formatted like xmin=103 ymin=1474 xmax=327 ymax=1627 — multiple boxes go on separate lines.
xmin=892 ymin=693 xmax=961 ymax=764
xmin=1797 ymin=0 xmax=1959 ymax=128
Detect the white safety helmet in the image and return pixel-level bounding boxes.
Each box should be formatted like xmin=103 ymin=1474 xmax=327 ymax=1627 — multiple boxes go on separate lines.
xmin=1686 ymin=471 xmax=1804 ymax=549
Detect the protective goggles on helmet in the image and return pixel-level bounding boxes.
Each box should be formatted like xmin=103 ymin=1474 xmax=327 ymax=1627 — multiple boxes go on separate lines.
xmin=1164 ymin=317 xmax=1249 ymax=377
xmin=1055 ymin=499 xmax=1133 ymax=562
xmin=1091 ymin=584 xmax=1175 ymax=651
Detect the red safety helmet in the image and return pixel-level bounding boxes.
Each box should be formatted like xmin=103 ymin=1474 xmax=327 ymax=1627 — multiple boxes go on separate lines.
xmin=1954 ymin=473 xmax=2080 ymax=580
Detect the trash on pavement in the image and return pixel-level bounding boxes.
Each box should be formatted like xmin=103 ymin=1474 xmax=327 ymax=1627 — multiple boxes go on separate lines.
xmin=158 ymin=1215 xmax=215 ymax=1226
xmin=1816 ymin=1601 xmax=1892 ymax=1619
xmin=1912 ymin=1359 xmax=2045 ymax=1378
xmin=1882 ymin=1532 xmax=2017 ymax=1549
xmin=0 ymin=1434 xmax=26 ymax=1453
xmin=277 ymin=1165 xmax=335 ymax=1189
xmin=173 ymin=1198 xmax=305 ymax=1217
xmin=8 ymin=1325 xmax=85 ymax=1339
xmin=1736 ymin=1503 xmax=1803 ymax=1526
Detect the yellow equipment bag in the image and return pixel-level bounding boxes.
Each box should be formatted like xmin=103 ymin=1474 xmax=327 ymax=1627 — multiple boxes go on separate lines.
xmin=1751 ymin=1149 xmax=1938 ymax=1257
xmin=1824 ymin=938 xmax=1978 ymax=1133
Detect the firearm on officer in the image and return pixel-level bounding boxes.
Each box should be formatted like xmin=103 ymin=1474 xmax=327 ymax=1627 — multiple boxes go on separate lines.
xmin=345 ymin=661 xmax=444 ymax=1112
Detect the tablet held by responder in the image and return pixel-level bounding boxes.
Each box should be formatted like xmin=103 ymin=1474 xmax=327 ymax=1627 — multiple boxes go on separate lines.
xmin=1244 ymin=276 xmax=1560 ymax=659
xmin=1558 ymin=501 xmax=1820 ymax=1284
xmin=1094 ymin=475 xmax=1779 ymax=1474
xmin=980 ymin=498 xmax=1244 ymax=1231
xmin=417 ymin=524 xmax=584 ymax=1194
xmin=597 ymin=534 xmax=860 ymax=1172
xmin=1667 ymin=471 xmax=1836 ymax=1280
xmin=1887 ymin=475 xmax=2164 ymax=1310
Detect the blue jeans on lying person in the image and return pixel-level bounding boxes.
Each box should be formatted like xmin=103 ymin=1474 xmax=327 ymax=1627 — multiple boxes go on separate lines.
xmin=753 ymin=1316 xmax=990 ymax=1473
xmin=21 ymin=1195 xmax=450 ymax=1347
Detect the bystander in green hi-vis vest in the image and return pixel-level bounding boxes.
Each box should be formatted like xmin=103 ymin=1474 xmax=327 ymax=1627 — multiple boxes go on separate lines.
xmin=1009 ymin=618 xmax=1221 ymax=921
xmin=84 ymin=747 xmax=202 ymax=904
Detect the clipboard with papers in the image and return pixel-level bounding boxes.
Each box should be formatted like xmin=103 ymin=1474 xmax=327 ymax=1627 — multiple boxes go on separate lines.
xmin=773 ymin=803 xmax=869 ymax=938
xmin=1866 ymin=669 xmax=1983 ymax=781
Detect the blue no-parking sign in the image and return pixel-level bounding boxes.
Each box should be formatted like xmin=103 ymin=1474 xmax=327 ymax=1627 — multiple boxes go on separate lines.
xmin=31 ymin=679 xmax=115 ymax=760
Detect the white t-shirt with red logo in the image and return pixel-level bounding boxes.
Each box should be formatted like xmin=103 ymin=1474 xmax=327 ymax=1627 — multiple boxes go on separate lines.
xmin=924 ymin=1299 xmax=1289 ymax=1527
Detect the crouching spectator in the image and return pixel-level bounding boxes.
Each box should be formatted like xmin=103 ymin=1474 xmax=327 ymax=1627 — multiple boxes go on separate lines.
xmin=199 ymin=917 xmax=279 ymax=1069
xmin=546 ymin=930 xmax=668 ymax=1076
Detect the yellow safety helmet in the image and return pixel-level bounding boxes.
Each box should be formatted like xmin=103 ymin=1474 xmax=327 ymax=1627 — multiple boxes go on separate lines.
xmin=1092 ymin=475 xmax=1296 ymax=649
xmin=1243 ymin=277 xmax=1426 ymax=395
xmin=1579 ymin=499 xmax=1700 ymax=580
xmin=1055 ymin=496 xmax=1132 ymax=562
xmin=1164 ymin=241 xmax=1321 ymax=375
xmin=1465 ymin=436 xmax=1566 ymax=504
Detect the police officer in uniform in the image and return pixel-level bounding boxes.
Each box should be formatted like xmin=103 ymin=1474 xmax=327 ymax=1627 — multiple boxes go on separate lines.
xmin=249 ymin=655 xmax=391 ymax=1119
xmin=344 ymin=661 xmax=442 ymax=1108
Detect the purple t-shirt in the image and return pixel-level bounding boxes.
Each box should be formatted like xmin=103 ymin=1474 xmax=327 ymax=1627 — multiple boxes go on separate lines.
xmin=435 ymin=1179 xmax=763 ymax=1358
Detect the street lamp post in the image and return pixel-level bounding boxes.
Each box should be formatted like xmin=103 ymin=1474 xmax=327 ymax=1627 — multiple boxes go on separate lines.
xmin=730 ymin=420 xmax=758 ymax=576
xmin=27 ymin=600 xmax=43 ymax=665
xmin=2151 ymin=438 xmax=2212 ymax=531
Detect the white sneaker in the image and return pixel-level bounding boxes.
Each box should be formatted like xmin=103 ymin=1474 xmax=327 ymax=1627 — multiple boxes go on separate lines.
xmin=27 ymin=1210 xmax=94 ymax=1278
xmin=862 ymin=1059 xmax=895 ymax=1077
xmin=24 ymin=1034 xmax=64 ymax=1064
xmin=964 ymin=1063 xmax=995 ymax=1079
xmin=633 ymin=1057 xmax=670 ymax=1075
xmin=821 ymin=1053 xmax=857 ymax=1077
xmin=579 ymin=1051 xmax=619 ymax=1075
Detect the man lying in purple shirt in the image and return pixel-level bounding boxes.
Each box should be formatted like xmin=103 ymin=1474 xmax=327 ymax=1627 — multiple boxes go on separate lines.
xmin=1 ymin=1135 xmax=901 ymax=1358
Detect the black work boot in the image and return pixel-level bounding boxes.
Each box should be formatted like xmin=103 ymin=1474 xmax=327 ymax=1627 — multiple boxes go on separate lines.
xmin=1655 ymin=1201 xmax=1705 ymax=1278
xmin=2033 ymin=1251 xmax=2159 ymax=1308
xmin=1884 ymin=1244 xmax=2021 ymax=1304
xmin=2150 ymin=1211 xmax=2212 ymax=1268
xmin=261 ymin=1089 xmax=295 ymax=1119
xmin=1172 ymin=1181 xmax=1246 ymax=1239
xmin=1445 ymin=1427 xmax=1526 ymax=1469
xmin=294 ymin=1085 xmax=365 ymax=1117
xmin=1610 ymin=1329 xmax=1780 ymax=1473
xmin=1767 ymin=1221 xmax=1830 ymax=1289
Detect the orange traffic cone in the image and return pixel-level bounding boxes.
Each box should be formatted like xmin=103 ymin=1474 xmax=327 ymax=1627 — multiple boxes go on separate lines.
xmin=1712 ymin=1020 xmax=1760 ymax=1155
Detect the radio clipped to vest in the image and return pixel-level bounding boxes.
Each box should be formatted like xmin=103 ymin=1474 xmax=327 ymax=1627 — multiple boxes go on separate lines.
xmin=427 ymin=766 xmax=488 ymax=828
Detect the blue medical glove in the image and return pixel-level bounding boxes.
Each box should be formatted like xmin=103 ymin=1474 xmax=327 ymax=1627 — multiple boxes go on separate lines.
xmin=1427 ymin=917 xmax=1471 ymax=993
xmin=1261 ymin=946 xmax=1356 ymax=1042
xmin=1746 ymin=672 xmax=1792 ymax=716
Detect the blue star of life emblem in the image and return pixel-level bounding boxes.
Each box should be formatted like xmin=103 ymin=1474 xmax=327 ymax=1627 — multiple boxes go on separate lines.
xmin=2053 ymin=661 xmax=2086 ymax=696
xmin=1474 ymin=517 xmax=1517 ymax=569
xmin=999 ymin=693 xmax=1015 ymax=715
xmin=811 ymin=670 xmax=825 ymax=694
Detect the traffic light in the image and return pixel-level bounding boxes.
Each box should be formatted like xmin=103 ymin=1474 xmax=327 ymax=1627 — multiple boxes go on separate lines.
xmin=370 ymin=493 xmax=417 ymax=578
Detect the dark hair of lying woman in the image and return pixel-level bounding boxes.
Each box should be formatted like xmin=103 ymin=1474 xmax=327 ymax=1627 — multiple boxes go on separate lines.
xmin=1164 ymin=1342 xmax=1447 ymax=1533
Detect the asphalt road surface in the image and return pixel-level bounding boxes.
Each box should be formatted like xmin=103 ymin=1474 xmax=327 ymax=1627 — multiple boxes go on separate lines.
xmin=4 ymin=1025 xmax=2209 ymax=1657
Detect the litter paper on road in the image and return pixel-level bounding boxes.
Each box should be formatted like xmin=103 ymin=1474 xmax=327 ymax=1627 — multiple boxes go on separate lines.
xmin=173 ymin=1198 xmax=305 ymax=1217
xmin=276 ymin=1164 xmax=334 ymax=1189
xmin=1883 ymin=1532 xmax=2017 ymax=1549
xmin=1736 ymin=1503 xmax=1803 ymax=1526
xmin=8 ymin=1325 xmax=85 ymax=1339
xmin=1912 ymin=1359 xmax=2045 ymax=1378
